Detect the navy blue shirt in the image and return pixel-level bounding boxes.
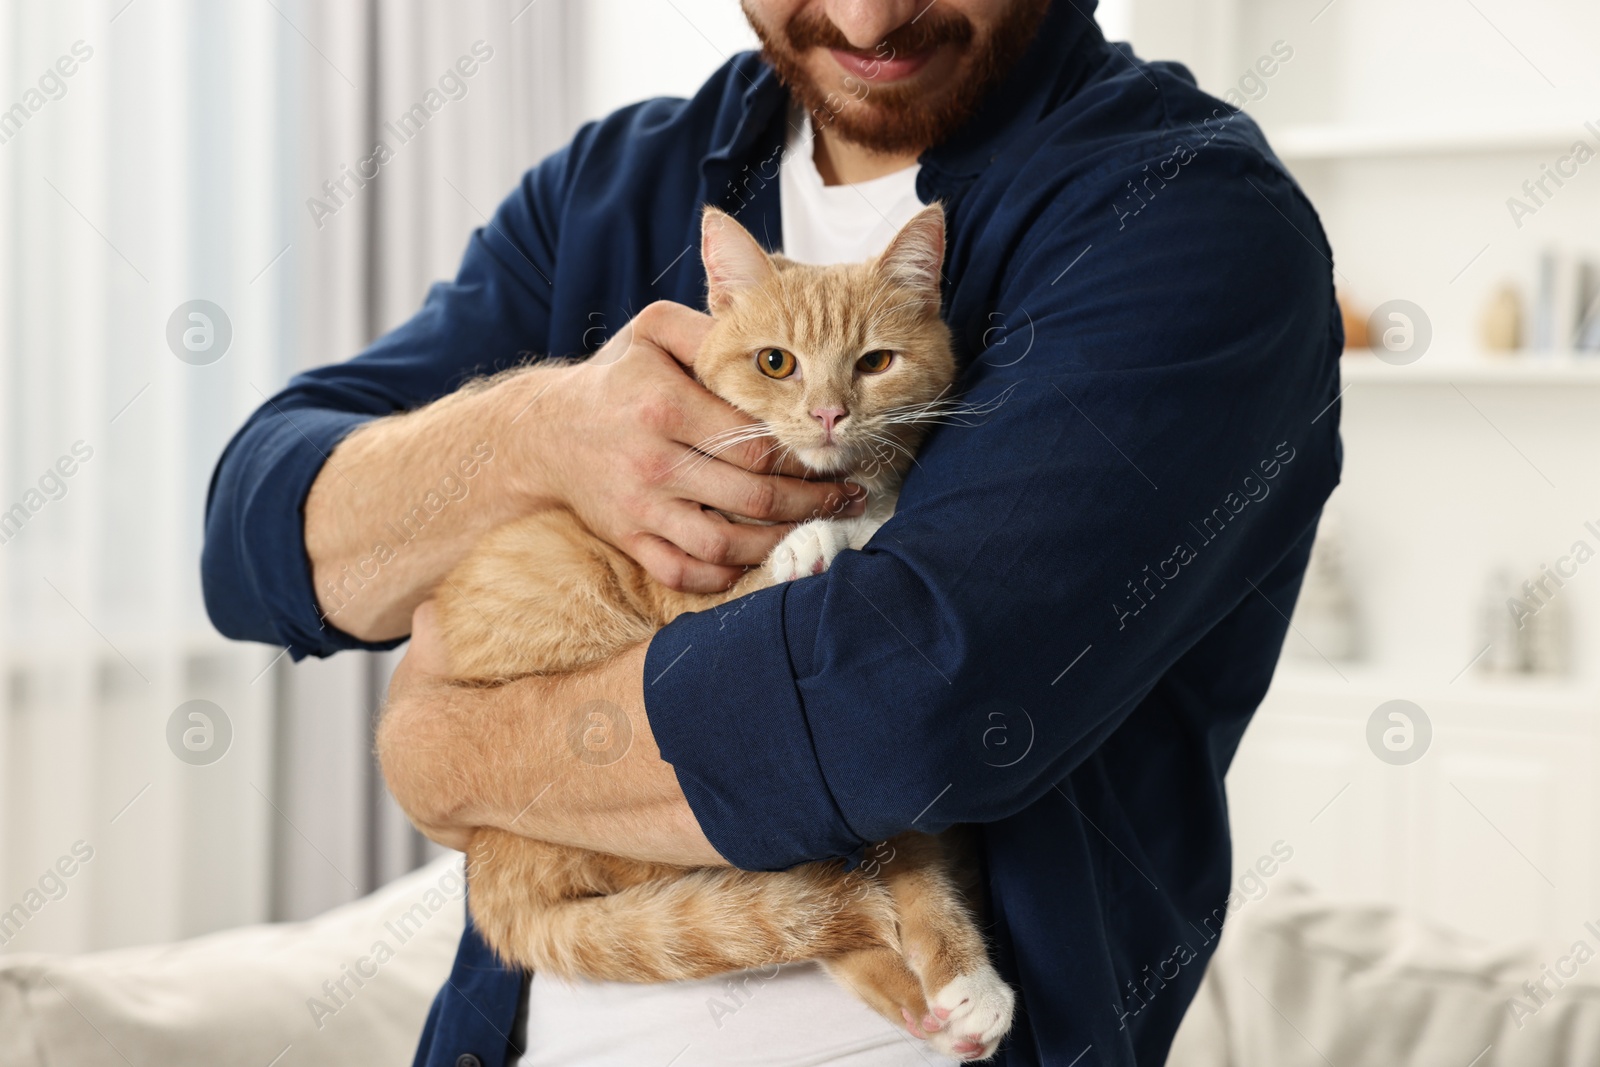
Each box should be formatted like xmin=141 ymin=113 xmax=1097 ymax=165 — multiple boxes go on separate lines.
xmin=202 ymin=4 xmax=1341 ymax=1064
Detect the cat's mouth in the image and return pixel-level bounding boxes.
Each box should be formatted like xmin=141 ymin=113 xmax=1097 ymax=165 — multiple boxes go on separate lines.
xmin=791 ymin=438 xmax=855 ymax=478
xmin=794 ymin=436 xmax=895 ymax=481
xmin=798 ymin=441 xmax=845 ymax=472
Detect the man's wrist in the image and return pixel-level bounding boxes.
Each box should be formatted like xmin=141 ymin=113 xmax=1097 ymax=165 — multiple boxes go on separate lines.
xmin=487 ymin=361 xmax=576 ymax=513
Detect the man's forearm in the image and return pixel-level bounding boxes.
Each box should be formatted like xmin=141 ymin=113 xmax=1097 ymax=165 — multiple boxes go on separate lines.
xmin=378 ymin=632 xmax=725 ymax=867
xmin=304 ymin=365 xmax=569 ymax=641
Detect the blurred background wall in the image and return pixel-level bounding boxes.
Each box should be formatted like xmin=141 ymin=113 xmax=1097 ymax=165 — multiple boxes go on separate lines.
xmin=1 ymin=0 xmax=1597 ymax=963
xmin=1143 ymin=0 xmax=1600 ymax=952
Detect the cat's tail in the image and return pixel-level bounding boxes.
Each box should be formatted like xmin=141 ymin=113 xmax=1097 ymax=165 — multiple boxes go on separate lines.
xmin=473 ymin=861 xmax=901 ymax=982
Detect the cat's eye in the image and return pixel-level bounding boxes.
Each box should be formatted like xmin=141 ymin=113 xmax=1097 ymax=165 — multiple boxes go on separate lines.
xmin=757 ymin=348 xmax=796 ymax=379
xmin=857 ymin=350 xmax=894 ymax=374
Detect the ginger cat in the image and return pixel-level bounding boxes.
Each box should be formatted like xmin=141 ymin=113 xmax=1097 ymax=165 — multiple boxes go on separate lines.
xmin=433 ymin=204 xmax=1015 ymax=1060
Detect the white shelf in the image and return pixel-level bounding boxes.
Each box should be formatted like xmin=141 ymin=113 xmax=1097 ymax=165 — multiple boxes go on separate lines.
xmin=1273 ymin=122 xmax=1588 ymax=162
xmin=1266 ymin=661 xmax=1598 ymax=710
xmin=1340 ymin=351 xmax=1600 ymax=384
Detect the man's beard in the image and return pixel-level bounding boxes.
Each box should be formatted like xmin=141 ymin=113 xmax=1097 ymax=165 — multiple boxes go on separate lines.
xmin=744 ymin=0 xmax=1052 ymax=156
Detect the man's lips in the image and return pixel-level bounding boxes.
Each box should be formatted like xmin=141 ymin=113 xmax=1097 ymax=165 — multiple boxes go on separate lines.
xmin=828 ymin=46 xmax=936 ymax=83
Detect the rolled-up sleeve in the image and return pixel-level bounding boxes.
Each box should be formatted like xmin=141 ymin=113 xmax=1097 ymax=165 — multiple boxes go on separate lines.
xmin=644 ymin=148 xmax=1344 ymax=871
xmin=201 ymin=152 xmax=567 ymax=659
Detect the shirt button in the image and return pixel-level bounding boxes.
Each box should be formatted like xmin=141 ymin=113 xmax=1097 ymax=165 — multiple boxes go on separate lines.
xmin=455 ymin=1056 xmax=482 ymax=1067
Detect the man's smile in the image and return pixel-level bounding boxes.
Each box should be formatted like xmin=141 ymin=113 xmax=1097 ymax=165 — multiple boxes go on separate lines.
xmin=826 ymin=46 xmax=938 ymax=83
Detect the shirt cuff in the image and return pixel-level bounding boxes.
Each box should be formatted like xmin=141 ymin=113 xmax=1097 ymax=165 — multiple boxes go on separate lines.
xmin=203 ymin=405 xmax=391 ymax=660
xmin=642 ymin=579 xmax=861 ymax=871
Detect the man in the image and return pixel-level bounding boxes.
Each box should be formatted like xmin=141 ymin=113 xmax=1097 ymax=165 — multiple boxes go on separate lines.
xmin=202 ymin=0 xmax=1342 ymax=1063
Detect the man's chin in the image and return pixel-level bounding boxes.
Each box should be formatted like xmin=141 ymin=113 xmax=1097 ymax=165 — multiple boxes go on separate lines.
xmin=790 ymin=50 xmax=976 ymax=155
xmin=810 ymin=97 xmax=962 ymax=156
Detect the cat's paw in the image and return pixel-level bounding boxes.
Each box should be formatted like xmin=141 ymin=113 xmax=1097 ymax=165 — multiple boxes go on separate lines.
xmin=923 ymin=968 xmax=1015 ymax=1062
xmin=766 ymin=520 xmax=851 ymax=583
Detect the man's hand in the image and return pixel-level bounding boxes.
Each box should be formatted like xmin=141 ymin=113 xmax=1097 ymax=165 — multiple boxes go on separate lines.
xmin=306 ymin=300 xmax=862 ymax=641
xmin=533 ymin=300 xmax=865 ymax=593
xmin=379 ymin=601 xmax=727 ymax=867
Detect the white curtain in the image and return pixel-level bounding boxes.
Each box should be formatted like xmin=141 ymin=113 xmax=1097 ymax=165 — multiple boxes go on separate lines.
xmin=0 ymin=0 xmax=579 ymax=952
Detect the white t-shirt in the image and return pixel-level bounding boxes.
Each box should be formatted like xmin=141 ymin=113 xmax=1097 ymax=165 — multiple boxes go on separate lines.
xmin=511 ymin=117 xmax=944 ymax=1067
xmin=778 ymin=105 xmax=925 ymax=266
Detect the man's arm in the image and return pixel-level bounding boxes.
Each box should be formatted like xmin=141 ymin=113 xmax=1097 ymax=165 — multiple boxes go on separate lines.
xmin=303 ymin=367 xmax=563 ymax=642
xmin=377 ymin=602 xmax=722 ymax=866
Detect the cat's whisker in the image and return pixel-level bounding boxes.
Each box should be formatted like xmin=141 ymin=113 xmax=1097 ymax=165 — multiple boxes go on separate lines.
xmin=747 ymin=438 xmax=789 ymax=474
xmin=671 ymin=441 xmax=759 ymax=484
xmin=766 ymin=443 xmax=812 ymax=486
xmin=678 ymin=441 xmax=770 ymax=484
xmin=678 ymin=428 xmax=800 ymax=486
xmin=881 ymin=415 xmax=988 ymax=428
xmin=699 ymin=432 xmax=775 ymax=461
xmin=671 ymin=427 xmax=777 ymax=477
xmin=882 ymin=381 xmax=1012 ymax=411
xmin=864 ymin=432 xmax=912 ymax=458
xmin=862 ymin=431 xmax=921 ymax=472
xmin=669 ymin=446 xmax=730 ymax=480
xmin=670 ymin=434 xmax=767 ymax=470
xmin=692 ymin=424 xmax=774 ymax=453
xmin=876 ymin=383 xmax=1018 ymax=427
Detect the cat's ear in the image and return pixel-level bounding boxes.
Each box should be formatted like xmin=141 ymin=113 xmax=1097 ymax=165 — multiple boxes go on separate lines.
xmin=877 ymin=203 xmax=946 ymax=308
xmin=702 ymin=206 xmax=774 ymax=312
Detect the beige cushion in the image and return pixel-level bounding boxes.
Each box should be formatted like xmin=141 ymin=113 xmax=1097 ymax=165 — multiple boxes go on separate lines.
xmin=1169 ymin=880 xmax=1600 ymax=1066
xmin=0 ymin=856 xmax=463 ymax=1067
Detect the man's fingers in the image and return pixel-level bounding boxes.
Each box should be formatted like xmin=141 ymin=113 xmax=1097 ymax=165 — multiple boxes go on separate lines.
xmin=662 ymin=388 xmax=815 ymax=478
xmin=632 ymin=300 xmax=715 ymax=370
xmin=629 ymin=532 xmax=749 ymax=594
xmin=653 ymin=500 xmax=800 ymax=568
xmin=687 ymin=420 xmax=788 ymax=475
xmin=679 ymin=458 xmax=863 ymax=525
xmin=651 ymin=379 xmax=776 ymax=470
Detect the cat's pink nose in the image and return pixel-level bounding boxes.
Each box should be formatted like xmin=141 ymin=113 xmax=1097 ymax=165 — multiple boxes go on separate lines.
xmin=811 ymin=406 xmax=848 ymax=438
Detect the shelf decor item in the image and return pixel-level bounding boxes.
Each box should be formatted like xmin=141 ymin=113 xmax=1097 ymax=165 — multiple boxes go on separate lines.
xmin=1479 ymin=283 xmax=1523 ymax=353
xmin=1532 ymin=250 xmax=1558 ymax=353
xmin=1575 ymin=259 xmax=1600 ymax=353
xmin=1288 ymin=512 xmax=1360 ymax=663
xmin=1339 ymin=290 xmax=1370 ymax=349
xmin=1479 ymin=568 xmax=1525 ymax=674
xmin=1523 ymin=577 xmax=1570 ymax=676
xmin=1481 ymin=564 xmax=1571 ymax=676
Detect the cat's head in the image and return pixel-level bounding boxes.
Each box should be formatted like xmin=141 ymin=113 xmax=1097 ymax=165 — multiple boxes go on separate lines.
xmin=694 ymin=203 xmax=956 ymax=485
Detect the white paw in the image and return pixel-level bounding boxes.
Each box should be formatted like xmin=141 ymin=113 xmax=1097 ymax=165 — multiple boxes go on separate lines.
xmin=766 ymin=520 xmax=852 ymax=583
xmin=925 ymin=968 xmax=1015 ymax=1062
